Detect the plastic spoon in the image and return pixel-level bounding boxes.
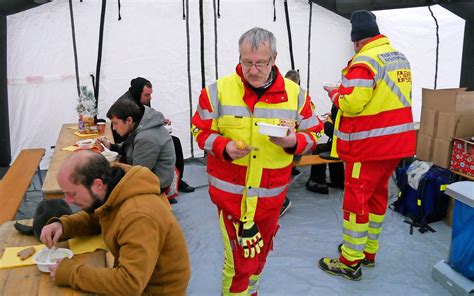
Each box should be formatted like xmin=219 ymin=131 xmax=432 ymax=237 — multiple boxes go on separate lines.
xmin=100 ymin=142 xmax=111 ymax=152
xmin=45 ymin=247 xmax=54 ymax=263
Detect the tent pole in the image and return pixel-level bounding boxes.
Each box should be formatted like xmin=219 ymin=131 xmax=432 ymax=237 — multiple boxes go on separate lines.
xmin=0 ymin=13 xmax=11 ymax=166
xmin=185 ymin=0 xmax=194 ymax=158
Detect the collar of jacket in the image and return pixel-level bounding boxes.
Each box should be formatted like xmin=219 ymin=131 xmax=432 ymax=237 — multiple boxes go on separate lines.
xmin=235 ymin=64 xmax=288 ymax=104
xmin=359 ymin=34 xmax=389 ymax=53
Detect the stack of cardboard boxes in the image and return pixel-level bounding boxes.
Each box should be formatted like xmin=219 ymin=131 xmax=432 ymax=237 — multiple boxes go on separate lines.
xmin=417 ymin=88 xmax=474 ymax=169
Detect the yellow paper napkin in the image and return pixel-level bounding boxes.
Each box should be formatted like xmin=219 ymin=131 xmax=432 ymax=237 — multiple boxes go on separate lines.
xmin=62 ymin=145 xmax=80 ymax=152
xmin=68 ymin=235 xmax=107 ymax=255
xmin=0 ymin=245 xmax=45 ymax=269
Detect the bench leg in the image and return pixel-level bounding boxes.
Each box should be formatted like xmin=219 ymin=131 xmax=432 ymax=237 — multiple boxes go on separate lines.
xmin=36 ymin=166 xmax=44 ymax=187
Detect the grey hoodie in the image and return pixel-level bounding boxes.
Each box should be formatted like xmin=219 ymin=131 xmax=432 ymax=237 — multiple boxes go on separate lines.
xmin=117 ymin=106 xmax=176 ymax=189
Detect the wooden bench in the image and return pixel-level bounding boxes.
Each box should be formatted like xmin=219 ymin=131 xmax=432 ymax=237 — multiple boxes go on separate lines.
xmin=294 ymin=154 xmax=343 ymax=167
xmin=0 ymin=148 xmax=45 ymax=224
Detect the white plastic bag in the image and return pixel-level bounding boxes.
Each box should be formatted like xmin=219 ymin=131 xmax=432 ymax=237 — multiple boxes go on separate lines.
xmin=406 ymin=160 xmax=433 ymax=190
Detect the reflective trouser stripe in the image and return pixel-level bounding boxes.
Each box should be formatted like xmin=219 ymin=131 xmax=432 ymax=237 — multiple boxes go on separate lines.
xmin=341 ymin=213 xmax=368 ymax=262
xmin=219 ymin=211 xmax=241 ymax=296
xmin=366 ymin=213 xmax=385 ymax=255
xmin=217 ymin=208 xmax=278 ymax=295
xmin=219 ymin=211 xmax=250 ymax=296
xmin=248 ymin=274 xmax=261 ymax=295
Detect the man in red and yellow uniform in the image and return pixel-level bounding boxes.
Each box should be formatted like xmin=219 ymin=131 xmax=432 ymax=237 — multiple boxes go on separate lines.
xmin=192 ymin=27 xmax=323 ymax=295
xmin=319 ymin=10 xmax=416 ymax=281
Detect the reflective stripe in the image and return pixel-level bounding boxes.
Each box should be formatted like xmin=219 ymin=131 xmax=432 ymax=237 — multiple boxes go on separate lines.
xmin=248 ymin=275 xmax=261 ymax=294
xmin=254 ymin=108 xmax=297 ymax=119
xmin=298 ymin=87 xmax=306 ymax=109
xmin=204 ymin=133 xmax=218 ymax=151
xmin=208 ymin=82 xmax=220 ymax=114
xmin=219 ymin=105 xmax=251 ymax=117
xmin=381 ymin=70 xmax=411 ymax=107
xmin=335 ymin=122 xmax=414 ymax=142
xmin=343 ymin=228 xmax=368 ymax=238
xmin=298 ymin=115 xmax=318 ymax=130
xmin=369 ymin=221 xmax=383 ymax=229
xmin=352 ymin=55 xmax=411 ymax=107
xmin=342 ymin=240 xmax=366 ymax=252
xmin=208 ymin=175 xmax=287 ymax=197
xmin=197 ymin=104 xmax=214 ymax=120
xmin=296 ymin=88 xmax=306 ymax=122
xmin=300 ymin=133 xmax=314 ymax=154
xmin=368 ymin=233 xmax=380 ymax=240
xmin=341 ymin=77 xmax=375 ymax=88
xmin=209 ymin=175 xmax=244 ymax=194
xmin=246 ymin=184 xmax=287 ymax=197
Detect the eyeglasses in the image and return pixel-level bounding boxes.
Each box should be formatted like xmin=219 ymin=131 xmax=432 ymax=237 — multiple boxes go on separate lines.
xmin=240 ymin=56 xmax=273 ymax=72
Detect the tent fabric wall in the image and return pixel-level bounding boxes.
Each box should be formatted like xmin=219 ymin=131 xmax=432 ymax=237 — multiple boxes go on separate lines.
xmin=6 ymin=0 xmax=464 ymax=169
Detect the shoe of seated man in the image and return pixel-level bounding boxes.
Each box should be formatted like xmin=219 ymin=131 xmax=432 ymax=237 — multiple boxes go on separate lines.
xmin=279 ymin=197 xmax=292 ymax=217
xmin=306 ymin=180 xmax=329 ymax=194
xmin=318 ymin=257 xmax=362 ymax=281
xmin=178 ymin=180 xmax=195 ymax=193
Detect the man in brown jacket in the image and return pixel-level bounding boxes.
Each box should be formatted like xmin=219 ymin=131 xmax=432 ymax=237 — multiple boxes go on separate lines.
xmin=40 ymin=150 xmax=191 ymax=295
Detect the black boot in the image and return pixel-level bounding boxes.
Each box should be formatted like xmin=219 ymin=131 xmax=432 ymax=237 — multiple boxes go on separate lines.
xmin=178 ymin=180 xmax=195 ymax=193
xmin=306 ymin=180 xmax=329 ymax=194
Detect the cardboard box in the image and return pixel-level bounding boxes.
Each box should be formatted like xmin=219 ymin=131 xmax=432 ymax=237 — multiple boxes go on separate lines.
xmin=435 ymin=113 xmax=474 ymax=141
xmin=422 ymin=88 xmax=474 ymax=113
xmin=416 ymin=133 xmax=434 ymax=162
xmin=450 ymin=137 xmax=474 ymax=177
xmin=419 ymin=108 xmax=438 ymax=136
xmin=432 ymin=138 xmax=452 ymax=169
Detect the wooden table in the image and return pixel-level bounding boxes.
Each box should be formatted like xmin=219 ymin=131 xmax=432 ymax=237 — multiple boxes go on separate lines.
xmin=42 ymin=123 xmax=114 ymax=199
xmin=0 ymin=220 xmax=106 ymax=295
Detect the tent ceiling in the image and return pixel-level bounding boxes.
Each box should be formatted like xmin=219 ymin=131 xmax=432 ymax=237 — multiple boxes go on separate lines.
xmin=0 ymin=0 xmax=49 ymax=16
xmin=312 ymin=0 xmax=474 ymax=21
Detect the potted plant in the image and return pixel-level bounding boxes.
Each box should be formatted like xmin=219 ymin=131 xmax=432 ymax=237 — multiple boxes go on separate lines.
xmin=76 ymin=85 xmax=97 ymax=133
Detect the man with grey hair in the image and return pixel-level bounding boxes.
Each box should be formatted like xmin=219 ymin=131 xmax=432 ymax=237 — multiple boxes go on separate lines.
xmin=192 ymin=27 xmax=323 ymax=295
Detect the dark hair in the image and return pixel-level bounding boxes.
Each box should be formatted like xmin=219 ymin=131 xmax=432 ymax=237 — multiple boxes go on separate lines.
xmin=129 ymin=77 xmax=152 ymax=106
xmin=106 ymin=99 xmax=142 ymax=122
xmin=69 ymin=153 xmax=112 ymax=188
xmin=285 ymin=70 xmax=300 ymax=85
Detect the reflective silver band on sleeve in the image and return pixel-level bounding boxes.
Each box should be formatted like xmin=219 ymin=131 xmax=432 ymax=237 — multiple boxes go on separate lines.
xmin=204 ymin=133 xmax=219 ymax=151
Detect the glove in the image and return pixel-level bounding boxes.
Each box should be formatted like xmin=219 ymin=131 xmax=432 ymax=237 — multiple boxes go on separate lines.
xmin=237 ymin=221 xmax=264 ymax=258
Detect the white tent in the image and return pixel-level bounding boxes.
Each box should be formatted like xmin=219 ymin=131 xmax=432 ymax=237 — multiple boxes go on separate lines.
xmin=6 ymin=0 xmax=464 ymax=168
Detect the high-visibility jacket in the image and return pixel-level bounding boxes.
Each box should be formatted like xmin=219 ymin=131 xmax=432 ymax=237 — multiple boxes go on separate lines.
xmin=330 ymin=35 xmax=416 ymax=162
xmin=192 ymin=65 xmax=323 ymax=222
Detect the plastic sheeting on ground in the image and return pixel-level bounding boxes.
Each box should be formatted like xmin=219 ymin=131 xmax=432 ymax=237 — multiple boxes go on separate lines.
xmin=17 ymin=162 xmax=452 ymax=295
xmin=175 ymin=162 xmax=452 ymax=295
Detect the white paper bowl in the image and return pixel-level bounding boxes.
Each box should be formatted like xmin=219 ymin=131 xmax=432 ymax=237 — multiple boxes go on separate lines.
xmin=323 ymin=82 xmax=341 ymax=88
xmin=76 ymin=139 xmax=95 ymax=150
xmin=32 ymin=247 xmax=73 ymax=273
xmin=101 ymin=150 xmax=119 ymax=162
xmin=256 ymin=122 xmax=289 ymax=137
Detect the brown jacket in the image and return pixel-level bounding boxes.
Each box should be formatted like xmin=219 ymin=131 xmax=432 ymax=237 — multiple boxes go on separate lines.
xmin=54 ymin=165 xmax=191 ymax=295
